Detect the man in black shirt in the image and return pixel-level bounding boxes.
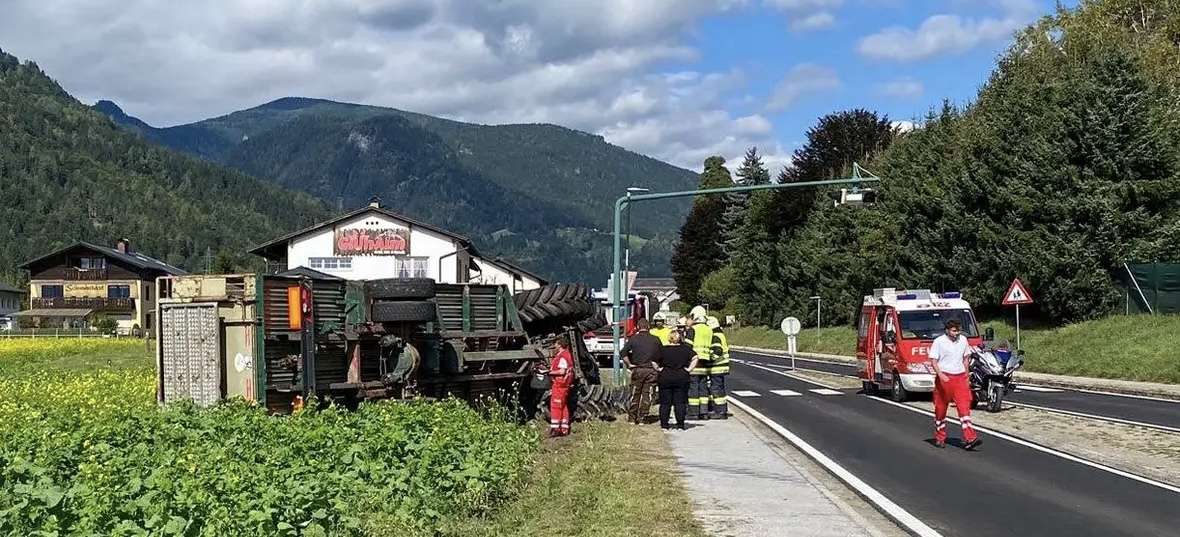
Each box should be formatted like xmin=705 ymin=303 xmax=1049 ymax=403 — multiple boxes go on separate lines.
xmin=621 ymin=318 xmax=662 ymax=424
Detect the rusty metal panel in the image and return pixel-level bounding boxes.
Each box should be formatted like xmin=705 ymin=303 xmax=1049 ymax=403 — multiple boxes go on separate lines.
xmin=160 ymin=303 xmax=222 ymax=406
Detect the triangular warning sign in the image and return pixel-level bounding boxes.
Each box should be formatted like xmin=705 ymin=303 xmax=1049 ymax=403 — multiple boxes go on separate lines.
xmin=1002 ymin=278 xmax=1034 ymax=305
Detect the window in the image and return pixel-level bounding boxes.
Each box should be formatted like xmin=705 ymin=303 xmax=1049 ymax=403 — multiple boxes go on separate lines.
xmin=857 ymin=310 xmax=871 ymax=338
xmin=899 ymin=309 xmax=978 ymax=340
xmin=41 ymin=285 xmax=63 ymax=299
xmin=309 ymin=257 xmax=353 ymax=271
xmin=108 ymin=285 xmax=131 ymax=299
xmin=395 ymin=257 xmax=429 ymax=278
xmin=74 ymin=257 xmax=106 ymax=270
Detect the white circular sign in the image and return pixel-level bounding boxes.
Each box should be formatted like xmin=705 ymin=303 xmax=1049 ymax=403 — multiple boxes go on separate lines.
xmin=780 ymin=317 xmax=801 ymax=336
xmin=234 ymin=353 xmax=253 ymax=373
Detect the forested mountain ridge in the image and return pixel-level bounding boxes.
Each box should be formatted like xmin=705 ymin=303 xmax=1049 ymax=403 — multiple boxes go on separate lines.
xmin=0 ymin=49 xmax=335 ymax=286
xmin=97 ymin=97 xmax=696 ymax=281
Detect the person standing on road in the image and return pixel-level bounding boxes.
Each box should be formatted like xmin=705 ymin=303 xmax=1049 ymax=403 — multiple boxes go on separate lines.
xmin=621 ymin=318 xmax=662 ymax=425
xmin=706 ymin=316 xmax=730 ymax=419
xmin=685 ymin=306 xmax=713 ymax=420
xmin=929 ymin=319 xmax=981 ymax=450
xmin=544 ymin=335 xmax=576 ymax=438
xmin=655 ymin=330 xmax=698 ymax=430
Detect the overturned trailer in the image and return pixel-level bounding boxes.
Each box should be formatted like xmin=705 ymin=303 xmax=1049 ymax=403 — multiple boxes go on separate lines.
xmin=156 ymin=273 xmax=609 ymax=414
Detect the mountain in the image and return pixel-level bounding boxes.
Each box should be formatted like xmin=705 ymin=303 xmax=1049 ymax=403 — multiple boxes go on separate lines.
xmin=96 ymin=97 xmax=699 ymax=281
xmin=0 ymin=49 xmax=334 ymax=286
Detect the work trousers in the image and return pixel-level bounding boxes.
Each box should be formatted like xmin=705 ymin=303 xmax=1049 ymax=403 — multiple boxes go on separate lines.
xmin=628 ymin=367 xmax=658 ymax=424
xmin=549 ymin=384 xmax=571 ymax=436
xmin=688 ymin=374 xmax=709 ymax=418
xmin=658 ymin=381 xmax=689 ymax=429
xmin=707 ymin=372 xmax=728 ymax=418
xmin=933 ymin=372 xmax=976 ymax=444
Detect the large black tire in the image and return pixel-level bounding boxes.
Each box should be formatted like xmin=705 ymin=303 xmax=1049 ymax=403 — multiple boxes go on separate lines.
xmin=372 ymin=301 xmax=436 ymax=322
xmin=367 ymin=278 xmax=436 ymax=300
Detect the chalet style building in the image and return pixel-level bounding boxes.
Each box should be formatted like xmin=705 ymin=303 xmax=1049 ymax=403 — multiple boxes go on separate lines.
xmin=0 ymin=282 xmax=26 ymax=330
xmin=17 ymin=240 xmax=185 ymax=333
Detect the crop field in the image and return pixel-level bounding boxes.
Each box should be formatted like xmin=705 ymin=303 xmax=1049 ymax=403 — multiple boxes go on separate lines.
xmin=0 ymin=339 xmax=539 ymax=536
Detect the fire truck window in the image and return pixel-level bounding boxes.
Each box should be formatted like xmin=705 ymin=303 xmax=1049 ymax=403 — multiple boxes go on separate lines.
xmin=899 ymin=309 xmax=979 ymax=339
xmin=857 ymin=311 xmax=870 ymax=338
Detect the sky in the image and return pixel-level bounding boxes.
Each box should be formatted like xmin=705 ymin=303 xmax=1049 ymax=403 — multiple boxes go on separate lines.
xmin=0 ymin=0 xmax=1076 ymax=172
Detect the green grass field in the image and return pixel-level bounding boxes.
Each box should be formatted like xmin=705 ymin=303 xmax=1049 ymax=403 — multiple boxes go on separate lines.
xmin=727 ymin=315 xmax=1180 ymax=384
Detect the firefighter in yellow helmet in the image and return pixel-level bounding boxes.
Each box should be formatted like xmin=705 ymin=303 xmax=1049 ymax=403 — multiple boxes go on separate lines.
xmin=650 ymin=316 xmax=673 ymax=346
xmin=685 ymin=306 xmax=713 ymax=420
xmin=706 ymin=316 xmax=730 ymax=419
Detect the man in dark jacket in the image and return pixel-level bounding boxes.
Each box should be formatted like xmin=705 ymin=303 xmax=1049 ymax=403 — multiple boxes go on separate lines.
xmin=621 ymin=318 xmax=662 ymax=424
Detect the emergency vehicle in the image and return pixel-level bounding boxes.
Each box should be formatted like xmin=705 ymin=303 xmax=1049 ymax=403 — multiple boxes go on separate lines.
xmin=583 ymin=290 xmax=653 ymax=366
xmin=856 ymin=288 xmax=983 ymax=402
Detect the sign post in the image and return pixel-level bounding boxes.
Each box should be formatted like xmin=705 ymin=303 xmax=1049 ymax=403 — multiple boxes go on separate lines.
xmin=781 ymin=317 xmax=802 ymax=370
xmin=1002 ymin=279 xmax=1034 ymax=350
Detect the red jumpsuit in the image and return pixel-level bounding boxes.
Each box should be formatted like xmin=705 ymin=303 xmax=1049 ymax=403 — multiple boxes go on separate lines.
xmin=933 ymin=372 xmax=977 ymax=444
xmin=549 ymin=348 xmax=575 ymax=436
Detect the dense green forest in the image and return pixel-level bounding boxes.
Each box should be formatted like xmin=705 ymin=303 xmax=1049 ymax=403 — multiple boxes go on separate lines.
xmin=0 ymin=49 xmax=334 ymax=287
xmin=97 ymin=97 xmax=698 ymax=282
xmin=684 ymin=0 xmax=1180 ymax=327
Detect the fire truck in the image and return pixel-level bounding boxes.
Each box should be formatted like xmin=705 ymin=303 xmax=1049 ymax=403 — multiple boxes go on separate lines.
xmin=856 ymin=288 xmax=983 ymax=402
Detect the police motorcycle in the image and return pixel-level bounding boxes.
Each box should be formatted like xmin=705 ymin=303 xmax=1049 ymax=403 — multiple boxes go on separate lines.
xmin=969 ymin=327 xmax=1024 ymax=413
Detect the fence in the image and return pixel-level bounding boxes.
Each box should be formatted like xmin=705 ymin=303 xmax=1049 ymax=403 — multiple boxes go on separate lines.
xmin=1121 ymin=263 xmax=1180 ymax=314
xmin=0 ymin=328 xmax=134 ymax=339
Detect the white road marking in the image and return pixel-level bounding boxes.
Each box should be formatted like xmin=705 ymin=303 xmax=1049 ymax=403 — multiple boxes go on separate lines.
xmin=1015 ymin=385 xmax=1064 ymax=393
xmin=869 ymin=396 xmax=1180 ymax=495
xmin=1007 ymin=401 xmax=1180 ymax=434
xmin=770 ymin=389 xmax=802 ymax=396
xmin=728 ymin=396 xmax=944 ymax=537
xmin=1076 ymin=388 xmax=1180 ymax=404
xmin=810 ymin=388 xmax=844 ymax=396
xmin=733 ymin=390 xmax=762 ymax=397
xmin=738 ymin=361 xmax=844 ymax=390
xmin=736 ymin=348 xmax=858 ymax=368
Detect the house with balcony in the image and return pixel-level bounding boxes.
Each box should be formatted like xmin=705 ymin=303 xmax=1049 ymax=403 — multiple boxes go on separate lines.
xmin=16 ymin=239 xmax=186 ymax=333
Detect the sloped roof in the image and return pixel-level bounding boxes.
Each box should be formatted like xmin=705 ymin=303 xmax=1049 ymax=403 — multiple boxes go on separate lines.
xmin=0 ymin=281 xmax=24 ymax=294
xmin=278 ymin=266 xmax=344 ymax=280
xmin=18 ymin=242 xmax=187 ymax=276
xmin=249 ymin=206 xmax=477 ymax=259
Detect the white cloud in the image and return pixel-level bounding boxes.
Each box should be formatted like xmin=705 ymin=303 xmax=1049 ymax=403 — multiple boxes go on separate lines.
xmin=765 ymin=0 xmax=841 ymax=31
xmin=876 ymin=78 xmax=924 ymax=98
xmin=791 ymin=12 xmax=835 ymax=30
xmin=858 ymin=0 xmax=1039 ymax=61
xmin=767 ymin=64 xmax=840 ymax=111
xmin=0 ymin=0 xmax=793 ymax=170
xmin=891 ymin=120 xmax=917 ymax=133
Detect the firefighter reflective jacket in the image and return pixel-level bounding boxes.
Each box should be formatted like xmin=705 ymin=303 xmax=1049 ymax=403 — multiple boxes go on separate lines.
xmin=710 ymin=330 xmax=730 ymax=375
xmin=650 ymin=326 xmax=672 ymax=345
xmin=689 ymin=324 xmax=713 ymax=375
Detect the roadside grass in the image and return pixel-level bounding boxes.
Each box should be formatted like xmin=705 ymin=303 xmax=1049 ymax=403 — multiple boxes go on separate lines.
xmin=0 ymin=338 xmax=152 ymax=377
xmin=728 ymin=315 xmax=1180 ymax=384
xmin=443 ymin=420 xmax=707 ymax=537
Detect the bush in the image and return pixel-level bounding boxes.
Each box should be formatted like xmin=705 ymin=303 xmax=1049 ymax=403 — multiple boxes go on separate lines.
xmin=91 ymin=315 xmax=117 ymax=335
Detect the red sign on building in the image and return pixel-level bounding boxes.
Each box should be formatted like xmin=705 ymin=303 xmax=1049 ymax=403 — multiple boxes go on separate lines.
xmin=334 ymin=228 xmax=410 ymax=256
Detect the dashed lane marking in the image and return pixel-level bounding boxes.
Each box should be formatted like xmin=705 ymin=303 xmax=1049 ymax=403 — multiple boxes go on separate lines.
xmin=770 ymin=389 xmax=802 ymax=396
xmin=809 ymin=388 xmax=844 ymax=396
xmin=733 ymin=390 xmax=762 ymax=397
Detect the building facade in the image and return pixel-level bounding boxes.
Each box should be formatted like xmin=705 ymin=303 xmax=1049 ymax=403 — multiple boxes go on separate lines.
xmin=0 ymin=282 xmax=27 ymax=331
xmin=250 ymin=199 xmax=545 ymax=290
xmin=17 ymin=240 xmax=186 ymax=333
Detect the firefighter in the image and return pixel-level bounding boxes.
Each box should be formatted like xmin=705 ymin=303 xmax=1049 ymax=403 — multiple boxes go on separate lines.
xmin=544 ymin=335 xmax=576 ymax=437
xmin=706 ymin=316 xmax=730 ymax=419
xmin=650 ymin=316 xmax=672 ymax=346
xmin=685 ymin=306 xmax=713 ymax=420
xmin=929 ymin=319 xmax=981 ymax=450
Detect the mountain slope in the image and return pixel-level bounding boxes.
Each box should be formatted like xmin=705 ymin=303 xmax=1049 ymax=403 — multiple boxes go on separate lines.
xmin=0 ymin=49 xmax=334 ymax=285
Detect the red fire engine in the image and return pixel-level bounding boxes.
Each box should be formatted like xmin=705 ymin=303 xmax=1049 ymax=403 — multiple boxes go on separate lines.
xmin=856 ymin=288 xmax=983 ymax=401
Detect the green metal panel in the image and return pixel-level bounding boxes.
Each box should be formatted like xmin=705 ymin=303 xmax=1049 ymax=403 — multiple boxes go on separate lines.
xmin=462 ymin=285 xmax=472 ymax=333
xmin=495 ymin=287 xmax=506 ymax=331
xmin=253 ymin=272 xmax=267 ymax=407
xmin=1124 ymin=263 xmax=1180 ymax=314
xmin=345 ymin=281 xmax=368 ymax=325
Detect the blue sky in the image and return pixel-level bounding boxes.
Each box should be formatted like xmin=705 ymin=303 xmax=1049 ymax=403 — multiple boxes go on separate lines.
xmin=0 ymin=0 xmax=1077 ymax=171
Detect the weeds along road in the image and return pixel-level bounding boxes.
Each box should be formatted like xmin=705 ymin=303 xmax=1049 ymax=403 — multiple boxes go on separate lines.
xmin=732 ymin=350 xmax=1180 ymax=432
xmin=726 ymin=359 xmax=1180 ymax=537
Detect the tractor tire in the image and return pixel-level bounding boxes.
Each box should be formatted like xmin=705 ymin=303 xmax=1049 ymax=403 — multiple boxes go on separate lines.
xmin=372 ymin=301 xmax=436 ymax=323
xmin=366 ymin=278 xmax=436 ymax=300
xmin=538 ymin=285 xmax=558 ymax=304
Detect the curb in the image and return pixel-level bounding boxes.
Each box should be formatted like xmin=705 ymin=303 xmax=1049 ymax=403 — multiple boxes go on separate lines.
xmin=730 ymin=345 xmax=1180 ymax=402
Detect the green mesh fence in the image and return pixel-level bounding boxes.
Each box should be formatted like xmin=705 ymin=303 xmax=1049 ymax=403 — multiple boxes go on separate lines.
xmin=1122 ymin=263 xmax=1180 ymax=314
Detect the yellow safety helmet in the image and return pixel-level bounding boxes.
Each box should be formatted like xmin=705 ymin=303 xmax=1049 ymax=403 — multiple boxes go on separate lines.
xmin=689 ymin=305 xmax=708 ymax=323
xmin=706 ymin=316 xmax=720 ymax=329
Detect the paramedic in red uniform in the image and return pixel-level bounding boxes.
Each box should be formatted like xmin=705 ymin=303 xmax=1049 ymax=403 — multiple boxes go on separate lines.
xmin=545 ymin=335 xmax=576 ymax=437
xmin=929 ymin=319 xmax=981 ymax=450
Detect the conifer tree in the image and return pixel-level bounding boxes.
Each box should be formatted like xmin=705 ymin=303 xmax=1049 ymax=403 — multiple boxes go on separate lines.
xmin=672 ymin=156 xmax=733 ymax=305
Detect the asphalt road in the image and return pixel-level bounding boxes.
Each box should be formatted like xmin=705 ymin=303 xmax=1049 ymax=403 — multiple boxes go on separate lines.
xmin=733 ymin=349 xmax=1180 ymax=431
xmin=727 ymin=361 xmax=1180 ymax=536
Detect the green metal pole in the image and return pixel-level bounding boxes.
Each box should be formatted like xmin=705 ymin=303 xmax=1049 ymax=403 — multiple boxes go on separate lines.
xmin=610 ymin=174 xmax=881 ymax=379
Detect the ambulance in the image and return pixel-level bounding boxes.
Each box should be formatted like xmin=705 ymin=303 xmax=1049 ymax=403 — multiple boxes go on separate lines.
xmin=856 ymin=288 xmax=983 ymax=402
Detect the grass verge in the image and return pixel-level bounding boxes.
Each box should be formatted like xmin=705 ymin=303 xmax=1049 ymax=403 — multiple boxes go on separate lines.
xmin=728 ymin=315 xmax=1180 ymax=384
xmin=443 ymin=420 xmax=707 ymax=537
xmin=0 ymin=338 xmax=152 ymax=376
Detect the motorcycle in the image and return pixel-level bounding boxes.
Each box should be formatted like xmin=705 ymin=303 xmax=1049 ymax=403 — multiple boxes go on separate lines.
xmin=969 ymin=329 xmax=1024 ymax=413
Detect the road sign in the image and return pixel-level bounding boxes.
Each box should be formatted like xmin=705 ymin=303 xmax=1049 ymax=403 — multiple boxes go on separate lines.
xmin=780 ymin=316 xmax=801 ymax=336
xmin=1003 ymin=278 xmax=1034 ymax=305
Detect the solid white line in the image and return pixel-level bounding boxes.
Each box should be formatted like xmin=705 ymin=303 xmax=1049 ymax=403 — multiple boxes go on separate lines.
xmin=771 ymin=389 xmax=802 ymax=396
xmin=733 ymin=390 xmax=762 ymax=397
xmin=1014 ymin=385 xmax=1064 ymax=393
xmin=869 ymin=396 xmax=1180 ymax=494
xmin=1076 ymin=388 xmax=1180 ymax=404
xmin=738 ymin=361 xmax=844 ymax=390
xmin=810 ymin=388 xmax=844 ymax=396
xmin=736 ymin=348 xmax=858 ymax=368
xmin=728 ymin=396 xmax=944 ymax=537
xmin=1006 ymin=401 xmax=1180 ymax=434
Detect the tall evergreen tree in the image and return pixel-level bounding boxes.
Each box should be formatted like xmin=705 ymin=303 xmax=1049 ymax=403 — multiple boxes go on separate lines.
xmin=672 ymin=156 xmax=733 ymax=305
xmin=721 ymin=147 xmax=770 ymax=256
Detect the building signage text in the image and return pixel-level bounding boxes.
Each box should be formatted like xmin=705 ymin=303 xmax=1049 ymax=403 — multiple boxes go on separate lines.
xmin=334 ymin=228 xmax=410 ymax=256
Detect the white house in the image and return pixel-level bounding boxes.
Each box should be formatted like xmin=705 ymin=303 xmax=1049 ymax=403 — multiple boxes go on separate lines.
xmin=250 ymin=198 xmax=546 ymax=289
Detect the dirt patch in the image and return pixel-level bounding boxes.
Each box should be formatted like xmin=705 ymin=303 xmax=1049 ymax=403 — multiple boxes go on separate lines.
xmin=905 ymin=400 xmax=1180 ymax=485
